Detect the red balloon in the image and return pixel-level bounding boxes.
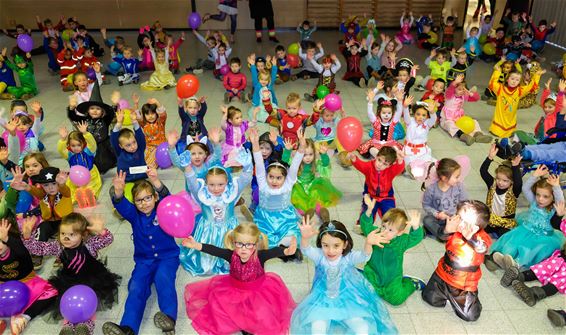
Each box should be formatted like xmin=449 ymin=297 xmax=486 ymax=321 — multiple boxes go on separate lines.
xmin=286 ymin=54 xmax=300 ymax=68
xmin=337 ymin=117 xmax=363 ymax=152
xmin=176 ymin=74 xmax=200 ymax=98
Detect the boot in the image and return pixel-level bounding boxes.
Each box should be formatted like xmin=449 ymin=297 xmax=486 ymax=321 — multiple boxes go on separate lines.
xmin=500 ymin=265 xmax=523 ymax=287
xmin=318 ymin=207 xmax=330 ymax=224
xmin=337 ymin=151 xmax=352 ymax=168
xmin=459 ymin=133 xmax=475 ymax=146
xmin=304 ymin=93 xmax=315 ymax=102
xmin=102 ymin=322 xmax=135 ymax=335
xmin=547 ymin=309 xmax=566 ymax=327
xmin=473 ymin=132 xmax=492 ymax=143
xmin=484 ymin=253 xmax=500 ymax=272
xmin=224 ymin=92 xmax=230 ymax=104
xmin=512 ymin=281 xmax=546 ymax=306
xmin=59 ymin=325 xmax=74 ymax=335
xmin=32 ymin=255 xmax=43 ymax=270
xmin=75 ymin=324 xmax=90 ymax=335
xmin=492 ymin=252 xmax=506 ymax=270
xmin=154 ymin=312 xmax=175 ymax=334
xmin=367 ymin=77 xmax=377 ymax=88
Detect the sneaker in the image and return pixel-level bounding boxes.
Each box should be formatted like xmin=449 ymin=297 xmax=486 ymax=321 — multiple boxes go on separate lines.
xmin=193 ymin=68 xmax=203 ymax=75
xmin=59 ymin=325 xmax=74 ymax=335
xmin=303 ymin=75 xmax=310 ymax=80
xmin=473 ymin=132 xmax=493 ymax=143
xmin=102 ymin=322 xmax=135 ymax=335
xmin=53 ymin=258 xmax=63 ymax=268
xmin=269 ymin=36 xmax=280 ymax=43
xmin=74 ymin=324 xmax=90 ymax=335
xmin=10 ymin=315 xmax=28 ymax=335
xmin=359 ymin=78 xmax=366 ymax=88
xmin=404 ymin=275 xmax=426 ymax=291
xmin=415 ymin=85 xmax=426 ymax=92
xmin=32 ymin=255 xmax=43 ymax=270
xmin=0 ymin=93 xmax=15 ymax=100
xmin=503 ymin=254 xmax=518 ymax=270
xmin=185 ymin=66 xmax=194 ymax=73
xmin=547 ymin=309 xmax=566 ymax=328
xmin=510 ymin=141 xmax=524 ymax=156
xmin=224 ymin=92 xmax=230 ymax=104
xmin=492 ymin=252 xmax=506 ymax=270
xmin=304 ymin=93 xmax=315 ymax=102
xmin=153 ymin=312 xmax=175 ymax=333
xmin=241 ymin=93 xmax=249 ymax=103
xmin=459 ymin=133 xmax=475 ymax=146
xmin=500 ymin=265 xmax=520 ymax=287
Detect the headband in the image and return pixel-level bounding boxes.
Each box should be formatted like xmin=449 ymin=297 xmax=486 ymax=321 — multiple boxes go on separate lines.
xmin=267 ymin=162 xmax=287 ymax=170
xmin=187 ymin=135 xmax=208 ymax=146
xmin=318 ymin=222 xmax=348 ymax=239
xmin=380 ymin=100 xmax=392 ymax=106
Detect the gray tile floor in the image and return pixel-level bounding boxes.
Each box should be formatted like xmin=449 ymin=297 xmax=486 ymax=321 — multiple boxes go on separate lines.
xmin=1 ymin=28 xmax=565 ymax=334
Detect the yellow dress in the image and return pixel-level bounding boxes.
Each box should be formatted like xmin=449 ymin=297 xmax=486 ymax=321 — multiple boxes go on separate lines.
xmin=58 ymin=132 xmax=103 ymax=203
xmin=489 ymin=69 xmax=540 ymax=137
xmin=141 ymin=49 xmax=177 ymax=90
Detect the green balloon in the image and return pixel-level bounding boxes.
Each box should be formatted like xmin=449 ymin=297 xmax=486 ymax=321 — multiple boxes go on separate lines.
xmin=316 ymin=85 xmax=330 ymax=99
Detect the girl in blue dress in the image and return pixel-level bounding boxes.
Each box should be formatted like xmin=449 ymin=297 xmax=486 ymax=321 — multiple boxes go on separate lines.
xmin=179 ymin=147 xmax=253 ymax=276
xmin=291 ymin=216 xmax=398 ymax=334
xmin=249 ymin=128 xmax=303 ymax=258
xmin=491 ymin=165 xmax=565 ymax=268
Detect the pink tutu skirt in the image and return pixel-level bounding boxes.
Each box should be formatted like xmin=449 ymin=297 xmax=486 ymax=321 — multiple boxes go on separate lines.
xmin=184 ymin=273 xmax=296 ymax=335
xmin=23 ymin=275 xmax=58 ymax=311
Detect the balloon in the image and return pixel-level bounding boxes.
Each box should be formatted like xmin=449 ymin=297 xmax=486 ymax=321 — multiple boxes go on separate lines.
xmin=0 ymin=281 xmax=30 ymax=317
xmin=478 ymin=34 xmax=487 ymax=45
xmin=122 ymin=108 xmax=133 ymax=127
xmin=482 ymin=43 xmax=496 ymax=56
xmin=188 ymin=12 xmax=201 ymax=30
xmin=157 ymin=195 xmax=196 ymax=238
xmin=531 ymin=40 xmax=544 ymax=51
xmin=2 ymin=130 xmax=26 ymax=153
xmin=337 ymin=117 xmax=363 ymax=152
xmin=455 ymin=116 xmax=475 ymax=135
xmin=324 ymin=93 xmax=342 ymax=111
xmin=118 ymin=99 xmax=131 ymax=110
xmin=286 ymin=54 xmax=300 ymax=68
xmin=86 ymin=68 xmax=96 ymax=81
xmin=176 ymin=190 xmax=202 ymax=216
xmin=428 ymin=31 xmax=438 ymax=44
xmin=16 ymin=34 xmax=33 ymax=53
xmin=59 ymin=285 xmax=98 ymax=324
xmin=176 ymin=74 xmax=200 ymax=98
xmin=287 ymin=43 xmax=300 ymax=55
xmin=316 ymin=85 xmax=330 ymax=99
xmin=156 ymin=142 xmax=172 ymax=169
xmin=69 ymin=165 xmax=91 ymax=187
xmin=220 ymin=64 xmax=230 ymax=75
xmin=506 ymin=52 xmax=519 ymax=61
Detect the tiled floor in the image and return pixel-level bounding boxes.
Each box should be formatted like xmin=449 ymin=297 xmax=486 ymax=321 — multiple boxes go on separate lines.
xmin=1 ymin=28 xmax=565 ymax=335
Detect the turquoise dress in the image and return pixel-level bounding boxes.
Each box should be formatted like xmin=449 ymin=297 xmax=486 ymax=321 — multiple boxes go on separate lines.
xmin=290 ymin=247 xmax=398 ymax=334
xmin=252 ymin=150 xmax=302 ymax=248
xmin=491 ymin=175 xmax=565 ymax=268
xmin=179 ymin=149 xmax=253 ymax=276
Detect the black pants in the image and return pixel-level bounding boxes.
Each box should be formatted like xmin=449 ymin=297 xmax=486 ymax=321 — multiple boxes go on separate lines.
xmin=24 ymin=296 xmax=56 ymax=319
xmin=522 ymin=269 xmax=560 ymax=296
xmin=254 ymin=16 xmax=275 ymax=33
xmin=345 ymin=76 xmax=364 ymax=87
xmin=422 ymin=272 xmax=482 ymax=322
xmin=294 ymin=70 xmax=318 ymax=79
xmin=484 ymin=225 xmax=510 ymax=238
xmin=37 ymin=220 xmax=61 ymax=242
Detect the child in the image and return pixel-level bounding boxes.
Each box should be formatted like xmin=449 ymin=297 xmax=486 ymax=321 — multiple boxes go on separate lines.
xmin=482 ymin=28 xmax=507 ymax=63
xmin=56 ymin=44 xmax=78 ymax=91
xmin=416 ymin=48 xmax=455 ymax=91
xmin=221 ymin=105 xmax=255 ymax=167
xmin=500 ymin=219 xmax=566 ymax=306
xmin=113 ymin=47 xmax=141 ymax=86
xmin=291 ymin=217 xmax=398 ymax=334
xmin=528 ymin=16 xmax=557 ymax=52
xmin=361 ymin=196 xmax=425 ymax=305
xmin=57 ymin=123 xmax=102 ymax=203
xmin=339 ymin=19 xmax=360 ymax=47
xmin=22 ymin=213 xmax=120 ymax=334
xmin=187 ymin=30 xmax=217 ymax=73
xmin=489 ymin=61 xmax=543 ymax=137
xmin=137 ymin=29 xmax=155 ymax=72
xmin=422 ymin=200 xmax=492 ymax=322
xmin=416 ymin=21 xmax=438 ymax=50
xmin=211 ymin=42 xmax=232 ymax=80
xmin=484 ymin=56 xmax=521 ymax=101
xmin=43 ymin=31 xmax=63 ymax=75
xmin=480 ymin=11 xmax=496 ymax=38
xmin=533 ymin=78 xmax=565 ymax=141
xmin=297 ymin=20 xmax=317 ymax=48
xmin=223 ymin=57 xmax=248 ymax=103
xmin=441 ymin=12 xmax=458 ymax=49
xmin=250 ymin=128 xmax=303 ymax=255
xmin=157 ymin=33 xmax=185 ymax=73
xmin=167 ymin=128 xmax=222 ymax=179
xmin=202 ymin=0 xmax=239 ymax=43
xmin=136 ymin=98 xmax=166 ymax=169
xmin=420 ymin=78 xmax=446 ymax=122
xmin=440 ymin=74 xmax=492 ymax=145
xmin=68 ymin=81 xmax=116 ymax=174
xmin=179 ymin=150 xmax=253 ymax=275
xmin=182 ymin=223 xmax=297 ymax=334
xmin=140 ymin=47 xmax=176 ymax=90
xmin=446 ymin=50 xmax=474 ymax=85
xmin=274 ymin=45 xmax=291 ymax=84
xmin=341 ymin=40 xmax=368 ymax=87
xmin=358 ymin=87 xmax=403 ymax=157
xmin=248 ymin=54 xmax=279 ymax=109
xmin=502 ymin=10 xmax=526 ymax=38
xmin=366 ymin=42 xmax=381 ymax=86
xmin=304 ymin=54 xmax=341 ymax=102
xmin=395 ymin=61 xmax=417 ymax=97
xmin=422 ymin=158 xmax=469 ymax=241
xmin=278 ymin=93 xmax=315 ymax=145
xmin=178 ymin=97 xmax=208 ymax=144
xmin=1 ymin=50 xmax=38 ymax=100
xmin=0 ymin=52 xmax=17 ymax=100
xmin=311 ymin=100 xmax=344 ymax=154
xmin=402 ymin=96 xmax=437 ymax=180
xmin=103 ymin=169 xmax=179 ymax=335
xmin=110 ymin=109 xmax=147 ymax=182
xmin=480 ymin=144 xmax=523 ymax=238
xmin=350 ymin=145 xmax=405 ymax=221
xmin=282 ymin=137 xmax=342 ymax=222
xmin=463 ymin=27 xmax=482 ymax=58
xmin=490 ymin=165 xmax=565 ymax=268
xmin=377 ymin=35 xmax=403 ymax=80
xmin=396 ymin=11 xmax=414 ymax=44
xmin=295 ymin=41 xmax=324 ymax=80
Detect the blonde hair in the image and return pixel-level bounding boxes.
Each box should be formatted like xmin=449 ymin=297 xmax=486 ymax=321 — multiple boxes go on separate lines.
xmin=286 ymin=92 xmax=301 ymax=106
xmin=532 ymin=178 xmax=557 ymax=210
xmin=381 ymin=208 xmax=409 ymax=232
xmin=298 ymin=139 xmax=318 ymax=176
xmin=58 ymin=213 xmax=89 ymax=243
xmin=184 ymin=98 xmax=201 ymax=110
xmin=67 ymin=130 xmax=87 ymax=148
xmin=258 ymin=70 xmax=271 ymax=83
xmin=206 ymin=167 xmax=228 ymax=183
xmin=224 ymin=223 xmax=268 ymax=250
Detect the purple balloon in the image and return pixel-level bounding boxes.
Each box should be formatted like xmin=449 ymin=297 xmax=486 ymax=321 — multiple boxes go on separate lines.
xmin=324 ymin=93 xmax=342 ymax=111
xmin=60 ymin=285 xmax=98 ymax=324
xmin=156 ymin=142 xmax=172 ymax=169
xmin=0 ymin=281 xmax=30 ymax=317
xmin=220 ymin=64 xmax=230 ymax=75
xmin=86 ymin=67 xmax=96 ymax=81
xmin=16 ymin=34 xmax=33 ymax=53
xmin=188 ymin=12 xmax=201 ymax=30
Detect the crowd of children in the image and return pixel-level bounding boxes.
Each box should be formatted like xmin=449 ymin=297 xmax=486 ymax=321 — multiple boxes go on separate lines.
xmin=0 ymin=5 xmax=565 ymax=335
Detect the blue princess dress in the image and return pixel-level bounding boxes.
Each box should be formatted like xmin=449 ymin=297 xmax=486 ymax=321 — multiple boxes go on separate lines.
xmin=491 ymin=175 xmax=565 ymax=268
xmin=179 ymin=149 xmax=253 ymax=276
xmin=252 ymin=150 xmax=303 ymax=247
xmin=291 ymin=247 xmax=398 ymax=334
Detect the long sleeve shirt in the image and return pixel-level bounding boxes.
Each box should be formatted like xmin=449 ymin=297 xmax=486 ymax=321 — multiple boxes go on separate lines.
xmin=352 ymin=158 xmax=404 ymax=200
xmin=441 ymin=82 xmax=480 ymax=121
xmin=223 ymin=71 xmax=247 ymax=91
xmin=298 ymin=46 xmax=324 ymax=73
xmin=422 ymin=182 xmax=468 ymax=217
xmin=110 ymin=125 xmax=147 ymax=182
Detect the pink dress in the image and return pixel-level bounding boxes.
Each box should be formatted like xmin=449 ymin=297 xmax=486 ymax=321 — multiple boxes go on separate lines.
xmin=396 ymin=16 xmax=414 ymax=44
xmin=530 ymin=220 xmax=566 ymax=294
xmin=358 ymin=101 xmax=403 ymax=154
xmin=184 ymin=244 xmax=296 ymax=335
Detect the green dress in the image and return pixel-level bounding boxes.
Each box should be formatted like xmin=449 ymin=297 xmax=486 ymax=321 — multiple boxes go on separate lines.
xmin=5 ymin=55 xmax=39 ymax=98
xmin=360 ymin=213 xmax=424 ymax=305
xmin=282 ymin=149 xmax=342 ymax=212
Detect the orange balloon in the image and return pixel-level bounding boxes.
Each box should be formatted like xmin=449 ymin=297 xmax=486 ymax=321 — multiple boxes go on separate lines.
xmin=337 ymin=117 xmax=363 ymax=152
xmin=176 ymin=74 xmax=200 ymax=98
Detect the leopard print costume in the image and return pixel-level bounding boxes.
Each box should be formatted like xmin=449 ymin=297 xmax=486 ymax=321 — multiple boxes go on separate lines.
xmin=486 ymin=183 xmax=517 ymax=229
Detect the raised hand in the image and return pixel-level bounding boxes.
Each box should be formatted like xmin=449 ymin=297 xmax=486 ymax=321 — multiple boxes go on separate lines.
xmin=56 ymin=171 xmax=69 ymax=184
xmin=166 ymin=129 xmax=179 ymax=148
xmin=21 ymin=216 xmax=37 ymax=239
xmin=376 ymin=80 xmax=385 ymax=91
xmin=547 ymin=174 xmax=560 ymax=187
xmin=75 ymin=121 xmax=88 ymax=134
xmin=554 ymin=201 xmax=565 ymax=217
xmin=110 ymin=91 xmax=121 ymax=106
xmin=363 ymin=194 xmax=376 ymax=216
xmin=319 ymin=142 xmax=328 ymax=154
xmin=511 ymin=154 xmax=522 ymax=167
xmin=545 ymin=78 xmax=552 ymax=90
xmin=0 ymin=147 xmax=8 ymax=163
xmin=0 ymin=219 xmax=11 ymax=242
xmin=29 ymin=100 xmax=42 ymax=115
xmin=86 ymin=215 xmax=105 ymax=235
xmin=367 ymin=88 xmax=376 ymax=102
xmin=444 ymin=214 xmax=461 ymax=234
xmin=59 ymin=126 xmax=69 ymax=140
xmin=4 ymin=118 xmax=19 ymax=135
xmin=406 ymin=209 xmax=422 ymax=230
xmin=112 ymin=170 xmax=127 ymax=197
xmin=283 ymin=137 xmax=294 ymax=151
xmin=297 ymin=128 xmax=306 ymax=152
xmin=269 ymin=128 xmax=279 ymax=145
xmin=488 ymin=143 xmax=498 ymax=160
xmin=366 ymin=230 xmax=390 ymax=248
xmin=533 ymin=164 xmax=548 ymax=177
xmin=559 ymin=79 xmax=566 ymax=92
xmin=298 ymin=215 xmax=318 ymax=240
xmin=404 ymin=95 xmax=414 ymax=107
xmin=116 ymin=109 xmax=125 ymax=124
xmin=208 ymin=127 xmax=221 ymax=144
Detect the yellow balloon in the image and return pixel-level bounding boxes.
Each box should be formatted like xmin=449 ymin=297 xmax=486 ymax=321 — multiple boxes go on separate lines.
xmin=428 ymin=32 xmax=438 ymax=44
xmin=122 ymin=108 xmax=133 ymax=126
xmin=455 ymin=116 xmax=475 ymax=135
xmin=124 ymin=182 xmax=134 ymax=203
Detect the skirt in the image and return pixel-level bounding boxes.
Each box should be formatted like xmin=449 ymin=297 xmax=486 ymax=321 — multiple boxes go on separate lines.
xmin=185 ymin=273 xmax=295 ymax=335
xmin=66 ymin=165 xmax=102 ymax=203
xmin=291 ymin=178 xmax=342 ymax=212
xmin=254 ymin=205 xmax=301 ymax=248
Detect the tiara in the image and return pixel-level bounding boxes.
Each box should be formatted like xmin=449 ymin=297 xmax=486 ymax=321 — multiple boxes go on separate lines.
xmin=268 ymin=162 xmax=287 ymax=170
xmin=318 ymin=222 xmax=348 ymax=238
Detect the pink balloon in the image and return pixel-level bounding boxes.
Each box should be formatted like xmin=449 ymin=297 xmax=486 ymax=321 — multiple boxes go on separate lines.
xmin=2 ymin=130 xmax=26 ymax=153
xmin=176 ymin=191 xmax=202 ymax=215
xmin=118 ymin=99 xmax=130 ymax=110
xmin=69 ymin=165 xmax=91 ymax=187
xmin=220 ymin=64 xmax=230 ymax=75
xmin=337 ymin=116 xmax=363 ymax=152
xmin=324 ymin=93 xmax=342 ymax=111
xmin=157 ymin=195 xmax=196 ymax=238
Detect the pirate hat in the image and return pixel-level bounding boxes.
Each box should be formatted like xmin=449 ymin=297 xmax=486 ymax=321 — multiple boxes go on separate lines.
xmin=76 ymin=80 xmax=114 ymax=116
xmin=31 ymin=167 xmax=60 ymax=184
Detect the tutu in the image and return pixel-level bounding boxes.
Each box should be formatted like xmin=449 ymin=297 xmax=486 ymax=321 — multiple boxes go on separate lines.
xmin=491 ymin=204 xmax=565 ymax=267
xmin=254 ymin=205 xmax=301 ymax=247
xmin=291 ymin=178 xmax=342 ymax=212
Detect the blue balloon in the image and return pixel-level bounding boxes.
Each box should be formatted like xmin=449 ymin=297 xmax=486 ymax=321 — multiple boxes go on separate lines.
xmin=506 ymin=53 xmax=519 ymax=61
xmin=531 ymin=40 xmax=544 ymax=51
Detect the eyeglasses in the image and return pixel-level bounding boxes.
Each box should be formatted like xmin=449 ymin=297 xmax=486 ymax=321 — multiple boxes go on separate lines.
xmin=234 ymin=242 xmax=256 ymax=249
xmin=134 ymin=195 xmax=154 ymax=205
